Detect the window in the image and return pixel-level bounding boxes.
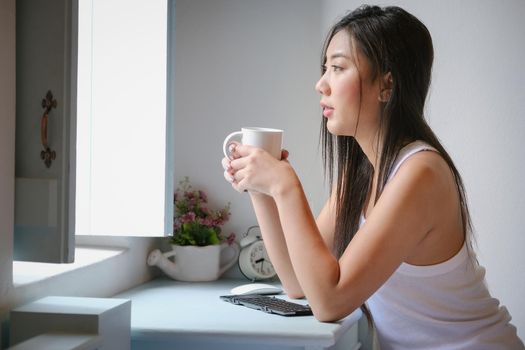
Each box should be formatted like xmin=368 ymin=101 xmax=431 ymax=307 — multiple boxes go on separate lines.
xmin=76 ymin=0 xmax=173 ymax=236
xmin=14 ymin=0 xmax=174 ymax=264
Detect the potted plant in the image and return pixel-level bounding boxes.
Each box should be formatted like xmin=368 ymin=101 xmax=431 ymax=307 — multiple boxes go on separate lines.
xmin=171 ymin=177 xmax=235 ymax=247
xmin=147 ymin=177 xmax=239 ymax=281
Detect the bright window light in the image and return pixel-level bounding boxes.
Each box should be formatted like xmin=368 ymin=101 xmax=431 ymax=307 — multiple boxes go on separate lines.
xmin=13 ymin=247 xmax=124 ymax=286
xmin=76 ymin=0 xmax=168 ymax=235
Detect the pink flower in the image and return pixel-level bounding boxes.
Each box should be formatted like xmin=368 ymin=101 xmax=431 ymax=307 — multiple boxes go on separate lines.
xmin=179 ymin=211 xmax=196 ymax=224
xmin=201 ymin=217 xmax=215 ymax=227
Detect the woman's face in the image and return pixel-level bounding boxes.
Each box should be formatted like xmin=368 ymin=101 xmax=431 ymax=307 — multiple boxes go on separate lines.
xmin=315 ymin=30 xmax=381 ymax=137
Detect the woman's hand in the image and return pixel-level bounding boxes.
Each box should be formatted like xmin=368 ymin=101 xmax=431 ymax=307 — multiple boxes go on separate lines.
xmin=221 ymin=142 xmax=294 ymax=196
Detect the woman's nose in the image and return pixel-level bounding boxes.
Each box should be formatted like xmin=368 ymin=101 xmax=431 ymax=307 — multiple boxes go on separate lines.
xmin=315 ymin=75 xmax=330 ymax=96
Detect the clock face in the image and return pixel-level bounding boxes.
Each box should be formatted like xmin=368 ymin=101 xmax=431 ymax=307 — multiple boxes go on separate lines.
xmin=239 ymin=240 xmax=276 ymax=280
xmin=249 ymin=241 xmax=275 ymax=277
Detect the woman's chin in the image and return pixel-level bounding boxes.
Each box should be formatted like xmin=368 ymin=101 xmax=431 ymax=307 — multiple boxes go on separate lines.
xmin=326 ymin=121 xmax=354 ymax=137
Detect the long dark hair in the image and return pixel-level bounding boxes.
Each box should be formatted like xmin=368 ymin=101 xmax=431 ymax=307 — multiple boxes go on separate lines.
xmin=321 ymin=6 xmax=473 ymax=270
xmin=320 ymin=4 xmax=473 ymax=328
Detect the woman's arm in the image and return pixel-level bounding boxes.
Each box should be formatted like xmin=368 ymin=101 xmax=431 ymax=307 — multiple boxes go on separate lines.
xmin=229 ymin=145 xmax=451 ymax=322
xmin=248 ymin=192 xmax=303 ymax=297
xmin=249 ymin=187 xmax=337 ymax=299
xmin=224 ymin=150 xmax=337 ymax=299
xmin=223 ymin=153 xmax=303 ymax=296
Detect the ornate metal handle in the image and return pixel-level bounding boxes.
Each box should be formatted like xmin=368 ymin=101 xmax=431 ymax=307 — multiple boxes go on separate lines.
xmin=40 ymin=90 xmax=57 ymax=168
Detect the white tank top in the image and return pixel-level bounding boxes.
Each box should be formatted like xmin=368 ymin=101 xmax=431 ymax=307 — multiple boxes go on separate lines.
xmin=361 ymin=141 xmax=524 ymax=350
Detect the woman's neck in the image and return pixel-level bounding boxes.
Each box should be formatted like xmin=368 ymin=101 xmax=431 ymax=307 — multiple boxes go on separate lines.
xmin=356 ymin=129 xmax=383 ymax=217
xmin=356 ymin=130 xmax=382 ymax=171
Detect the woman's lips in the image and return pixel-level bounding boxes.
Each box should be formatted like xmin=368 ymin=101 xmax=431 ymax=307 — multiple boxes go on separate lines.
xmin=322 ymin=106 xmax=334 ymax=117
xmin=320 ymin=102 xmax=333 ymax=117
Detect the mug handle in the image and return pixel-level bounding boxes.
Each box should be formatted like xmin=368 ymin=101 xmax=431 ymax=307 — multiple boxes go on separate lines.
xmin=218 ymin=242 xmax=240 ymax=276
xmin=222 ymin=131 xmax=243 ymax=160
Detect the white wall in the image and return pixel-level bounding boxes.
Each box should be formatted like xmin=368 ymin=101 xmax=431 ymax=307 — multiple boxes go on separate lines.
xmin=323 ymin=0 xmax=524 ymax=339
xmin=173 ymin=0 xmax=325 ymax=278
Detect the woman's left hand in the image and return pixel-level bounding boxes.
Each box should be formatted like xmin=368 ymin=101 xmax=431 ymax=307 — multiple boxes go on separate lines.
xmin=228 ymin=144 xmax=297 ymax=196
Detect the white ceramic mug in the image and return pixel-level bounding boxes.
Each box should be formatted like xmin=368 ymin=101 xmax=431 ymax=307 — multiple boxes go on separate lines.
xmin=223 ymin=127 xmax=283 ymax=160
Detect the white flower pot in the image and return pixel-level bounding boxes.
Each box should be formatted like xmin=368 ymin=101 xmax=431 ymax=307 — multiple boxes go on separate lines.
xmin=147 ymin=243 xmax=240 ymax=282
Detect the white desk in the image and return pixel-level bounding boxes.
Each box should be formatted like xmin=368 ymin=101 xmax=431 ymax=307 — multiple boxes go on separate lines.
xmin=115 ymin=278 xmax=362 ymax=350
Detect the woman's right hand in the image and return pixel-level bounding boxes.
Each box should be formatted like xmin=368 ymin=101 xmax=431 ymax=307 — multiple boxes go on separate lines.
xmin=221 ymin=146 xmax=289 ymax=189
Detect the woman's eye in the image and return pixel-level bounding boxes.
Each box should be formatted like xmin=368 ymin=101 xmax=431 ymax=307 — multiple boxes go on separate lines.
xmin=321 ymin=64 xmax=343 ymax=74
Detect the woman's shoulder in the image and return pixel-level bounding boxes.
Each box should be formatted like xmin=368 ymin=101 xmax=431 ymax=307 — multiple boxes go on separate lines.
xmin=358 ymin=142 xmax=463 ymax=267
xmin=385 ymin=145 xmax=464 ymax=264
xmin=390 ymin=146 xmax=452 ymax=193
xmin=382 ymin=142 xmax=457 ymax=224
xmin=388 ymin=140 xmax=447 ymax=178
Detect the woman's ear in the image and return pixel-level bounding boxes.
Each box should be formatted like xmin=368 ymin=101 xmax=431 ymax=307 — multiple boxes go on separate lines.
xmin=378 ymin=72 xmax=393 ymax=102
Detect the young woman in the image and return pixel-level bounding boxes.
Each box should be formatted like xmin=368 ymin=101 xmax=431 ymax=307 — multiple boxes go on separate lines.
xmin=222 ymin=5 xmax=523 ymax=349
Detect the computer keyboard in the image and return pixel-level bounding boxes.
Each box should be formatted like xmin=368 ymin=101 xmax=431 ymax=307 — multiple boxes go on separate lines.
xmin=220 ymin=294 xmax=313 ymax=316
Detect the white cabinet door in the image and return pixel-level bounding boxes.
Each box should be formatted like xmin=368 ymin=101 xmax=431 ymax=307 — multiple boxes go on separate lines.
xmin=15 ymin=0 xmax=77 ymax=263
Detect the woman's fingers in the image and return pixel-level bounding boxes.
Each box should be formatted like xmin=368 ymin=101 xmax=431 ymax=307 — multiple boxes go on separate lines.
xmin=231 ymin=143 xmax=258 ymax=158
xmin=221 ymin=157 xmax=230 ymax=170
xmin=231 ymin=144 xmax=287 ymax=162
xmin=232 ymin=177 xmax=248 ymax=193
xmin=222 ymin=155 xmax=246 ymax=191
xmin=222 ymin=155 xmax=238 ymax=186
xmin=229 ymin=167 xmax=251 ymax=193
xmin=223 ymin=169 xmax=234 ymax=183
xmin=227 ymin=141 xmax=243 ymax=159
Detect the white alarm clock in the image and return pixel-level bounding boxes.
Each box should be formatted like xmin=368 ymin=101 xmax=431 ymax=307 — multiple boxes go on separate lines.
xmin=238 ymin=226 xmax=277 ymax=281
